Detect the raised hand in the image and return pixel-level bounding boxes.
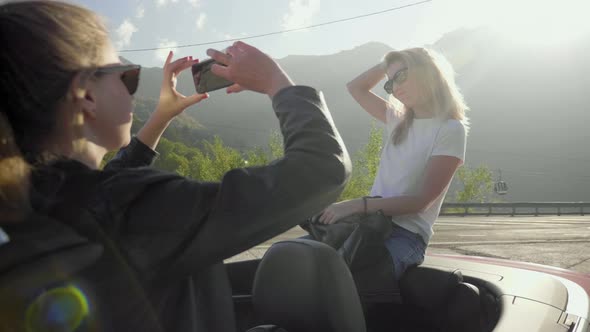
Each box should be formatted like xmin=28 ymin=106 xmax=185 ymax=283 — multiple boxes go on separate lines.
xmin=156 ymin=51 xmax=209 ymax=120
xmin=206 ymin=41 xmax=294 ymax=98
xmin=136 ymin=52 xmax=209 ymax=150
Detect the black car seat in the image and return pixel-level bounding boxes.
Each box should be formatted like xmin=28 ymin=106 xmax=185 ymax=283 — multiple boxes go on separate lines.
xmin=349 ymin=240 xmax=400 ymax=304
xmin=252 ymin=239 xmax=366 ymax=332
xmin=400 ymin=265 xmax=483 ymax=332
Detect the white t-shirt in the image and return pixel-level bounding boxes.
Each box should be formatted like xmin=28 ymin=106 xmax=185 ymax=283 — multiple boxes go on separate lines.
xmin=370 ymin=108 xmax=466 ymax=244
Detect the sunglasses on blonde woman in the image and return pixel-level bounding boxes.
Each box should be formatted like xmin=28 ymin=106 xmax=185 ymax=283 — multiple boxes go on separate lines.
xmin=384 ymin=67 xmax=408 ymax=94
xmin=94 ymin=64 xmax=141 ymax=95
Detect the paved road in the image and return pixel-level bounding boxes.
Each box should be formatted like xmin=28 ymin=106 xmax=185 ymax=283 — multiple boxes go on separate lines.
xmin=228 ymin=215 xmax=590 ymax=275
xmin=428 ymin=215 xmax=590 ymax=273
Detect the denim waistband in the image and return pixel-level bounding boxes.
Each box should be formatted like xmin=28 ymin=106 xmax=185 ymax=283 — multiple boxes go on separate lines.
xmin=391 ymin=223 xmax=427 ymax=247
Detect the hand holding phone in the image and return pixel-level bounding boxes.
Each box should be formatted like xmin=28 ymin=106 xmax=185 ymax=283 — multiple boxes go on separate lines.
xmin=191 ymin=58 xmax=234 ymax=94
xmin=206 ymin=42 xmax=294 ymax=98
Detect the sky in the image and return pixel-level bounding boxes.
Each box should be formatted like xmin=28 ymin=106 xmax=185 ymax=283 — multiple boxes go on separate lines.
xmin=76 ymin=0 xmax=590 ymax=67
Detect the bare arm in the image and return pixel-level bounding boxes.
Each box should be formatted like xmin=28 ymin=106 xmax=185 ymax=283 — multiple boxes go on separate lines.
xmin=346 ymin=63 xmax=389 ymax=123
xmin=367 ymin=156 xmax=462 ymax=215
xmin=319 ymin=155 xmax=462 ymax=223
xmin=135 ymin=112 xmax=171 ymax=150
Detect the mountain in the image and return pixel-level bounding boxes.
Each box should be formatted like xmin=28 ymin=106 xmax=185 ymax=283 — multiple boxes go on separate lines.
xmin=133 ymin=41 xmax=393 ymax=150
xmin=131 ymin=28 xmax=590 ymax=202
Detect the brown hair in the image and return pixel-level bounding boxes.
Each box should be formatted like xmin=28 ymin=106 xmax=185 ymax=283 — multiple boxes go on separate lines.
xmin=383 ymin=48 xmax=469 ymax=145
xmin=0 ymin=1 xmax=110 ymax=221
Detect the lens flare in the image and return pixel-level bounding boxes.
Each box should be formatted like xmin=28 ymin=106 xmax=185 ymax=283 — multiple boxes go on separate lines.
xmin=25 ymin=285 xmax=89 ymax=332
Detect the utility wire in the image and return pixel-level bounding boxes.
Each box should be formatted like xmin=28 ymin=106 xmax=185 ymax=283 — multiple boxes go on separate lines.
xmin=119 ymin=0 xmax=432 ymax=53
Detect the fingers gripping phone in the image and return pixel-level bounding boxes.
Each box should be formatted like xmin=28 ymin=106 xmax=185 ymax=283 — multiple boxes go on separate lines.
xmin=192 ymin=58 xmax=233 ymax=94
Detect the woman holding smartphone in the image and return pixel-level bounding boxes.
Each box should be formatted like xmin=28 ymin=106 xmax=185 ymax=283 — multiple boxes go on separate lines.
xmin=319 ymin=48 xmax=469 ymax=281
xmin=0 ymin=1 xmax=350 ymax=330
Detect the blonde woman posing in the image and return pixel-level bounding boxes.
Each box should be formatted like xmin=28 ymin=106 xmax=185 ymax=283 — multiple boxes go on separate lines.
xmin=320 ymin=48 xmax=469 ymax=280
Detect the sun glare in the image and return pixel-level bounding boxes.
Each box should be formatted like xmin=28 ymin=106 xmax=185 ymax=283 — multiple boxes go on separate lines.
xmin=454 ymin=0 xmax=590 ymax=46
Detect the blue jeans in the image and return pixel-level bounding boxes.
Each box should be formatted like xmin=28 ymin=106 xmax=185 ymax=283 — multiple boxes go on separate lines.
xmin=299 ymin=224 xmax=426 ymax=280
xmin=385 ymin=224 xmax=427 ymax=281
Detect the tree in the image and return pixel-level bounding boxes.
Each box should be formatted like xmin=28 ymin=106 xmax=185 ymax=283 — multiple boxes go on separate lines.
xmin=244 ymin=131 xmax=284 ymax=167
xmin=267 ymin=131 xmax=284 ymax=160
xmin=154 ymin=138 xmax=198 ymax=174
xmin=146 ymin=132 xmax=285 ymax=182
xmin=194 ymin=136 xmax=247 ymax=181
xmin=244 ymin=147 xmax=270 ymax=167
xmin=339 ymin=123 xmax=382 ymax=201
xmin=453 ymin=165 xmax=494 ymax=203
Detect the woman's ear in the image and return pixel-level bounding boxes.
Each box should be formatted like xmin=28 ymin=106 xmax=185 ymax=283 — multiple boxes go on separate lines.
xmin=67 ymin=71 xmax=98 ymax=119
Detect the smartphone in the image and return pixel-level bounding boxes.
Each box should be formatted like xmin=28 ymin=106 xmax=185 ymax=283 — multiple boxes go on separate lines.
xmin=191 ymin=58 xmax=233 ymax=94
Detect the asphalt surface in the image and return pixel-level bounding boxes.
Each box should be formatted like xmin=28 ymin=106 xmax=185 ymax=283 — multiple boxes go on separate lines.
xmin=228 ymin=215 xmax=590 ymax=275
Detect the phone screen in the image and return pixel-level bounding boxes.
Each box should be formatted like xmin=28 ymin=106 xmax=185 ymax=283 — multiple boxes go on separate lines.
xmin=191 ymin=59 xmax=233 ymax=94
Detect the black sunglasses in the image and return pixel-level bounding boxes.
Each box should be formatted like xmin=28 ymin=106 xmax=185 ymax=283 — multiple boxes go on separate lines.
xmin=384 ymin=67 xmax=408 ymax=94
xmin=94 ymin=64 xmax=141 ymax=95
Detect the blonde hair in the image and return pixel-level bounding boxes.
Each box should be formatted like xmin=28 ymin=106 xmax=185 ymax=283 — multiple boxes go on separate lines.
xmin=383 ymin=48 xmax=469 ymax=145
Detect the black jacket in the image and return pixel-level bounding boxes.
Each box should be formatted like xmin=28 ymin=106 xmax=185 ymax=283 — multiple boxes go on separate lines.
xmin=14 ymin=86 xmax=351 ymax=331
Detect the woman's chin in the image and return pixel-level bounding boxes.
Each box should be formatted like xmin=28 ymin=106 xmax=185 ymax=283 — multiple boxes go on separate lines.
xmin=120 ymin=135 xmax=132 ymax=148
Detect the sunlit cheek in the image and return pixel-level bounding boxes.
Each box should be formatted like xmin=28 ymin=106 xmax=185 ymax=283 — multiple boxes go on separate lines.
xmin=104 ymin=114 xmax=132 ymax=151
xmin=410 ymin=81 xmax=429 ymax=106
xmin=111 ymin=83 xmax=134 ymax=123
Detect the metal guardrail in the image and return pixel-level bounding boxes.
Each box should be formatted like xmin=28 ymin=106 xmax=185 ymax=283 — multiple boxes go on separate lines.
xmin=440 ymin=202 xmax=590 ymax=216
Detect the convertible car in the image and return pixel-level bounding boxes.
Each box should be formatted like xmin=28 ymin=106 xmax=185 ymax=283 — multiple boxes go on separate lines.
xmin=225 ymin=238 xmax=590 ymax=332
xmin=1 ymin=226 xmax=589 ymax=332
